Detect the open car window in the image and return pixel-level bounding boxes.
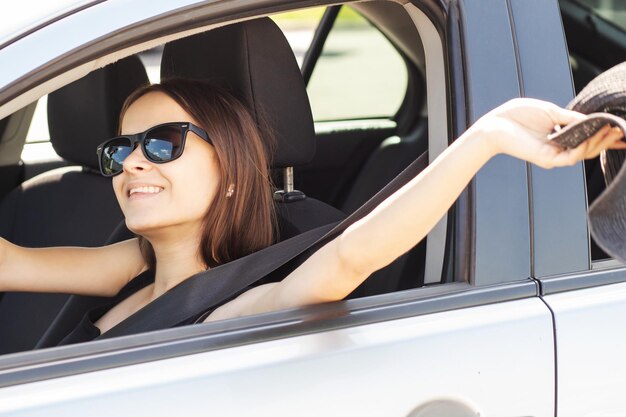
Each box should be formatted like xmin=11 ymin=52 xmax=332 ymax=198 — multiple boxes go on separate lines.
xmin=0 ymin=0 xmax=503 ymax=394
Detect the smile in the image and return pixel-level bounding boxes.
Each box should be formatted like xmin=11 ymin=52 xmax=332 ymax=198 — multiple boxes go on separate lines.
xmin=128 ymin=186 xmax=163 ymax=197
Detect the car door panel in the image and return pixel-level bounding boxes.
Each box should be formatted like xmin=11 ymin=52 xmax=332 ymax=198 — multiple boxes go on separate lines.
xmin=543 ymin=280 xmax=626 ymax=416
xmin=0 ymin=298 xmax=554 ymax=417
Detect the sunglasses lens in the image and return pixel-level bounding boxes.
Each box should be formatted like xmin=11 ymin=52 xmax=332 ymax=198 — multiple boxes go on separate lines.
xmin=144 ymin=125 xmax=184 ymax=162
xmin=101 ymin=138 xmax=133 ymax=176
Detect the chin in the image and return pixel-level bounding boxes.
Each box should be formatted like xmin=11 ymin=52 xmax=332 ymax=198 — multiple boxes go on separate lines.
xmin=124 ymin=217 xmax=164 ymax=237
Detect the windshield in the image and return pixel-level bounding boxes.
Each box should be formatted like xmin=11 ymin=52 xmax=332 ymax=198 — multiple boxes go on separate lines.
xmin=0 ymin=0 xmax=101 ymax=47
xmin=576 ymin=0 xmax=626 ymax=31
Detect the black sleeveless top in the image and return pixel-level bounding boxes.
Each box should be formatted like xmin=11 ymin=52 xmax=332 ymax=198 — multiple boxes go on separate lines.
xmin=57 ymin=269 xmax=244 ymax=346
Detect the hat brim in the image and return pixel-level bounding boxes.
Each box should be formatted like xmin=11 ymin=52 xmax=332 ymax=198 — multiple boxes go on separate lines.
xmin=589 ymin=152 xmax=626 ymax=264
xmin=548 ymin=112 xmax=626 ymax=148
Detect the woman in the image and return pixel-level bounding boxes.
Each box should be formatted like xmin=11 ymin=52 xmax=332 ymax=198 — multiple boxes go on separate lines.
xmin=0 ymin=78 xmax=623 ymax=343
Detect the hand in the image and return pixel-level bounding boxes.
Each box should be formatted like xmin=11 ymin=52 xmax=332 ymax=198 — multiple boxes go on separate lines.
xmin=471 ymin=98 xmax=626 ymax=169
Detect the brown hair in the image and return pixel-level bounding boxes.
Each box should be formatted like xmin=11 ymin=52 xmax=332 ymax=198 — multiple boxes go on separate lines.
xmin=118 ymin=78 xmax=277 ymax=268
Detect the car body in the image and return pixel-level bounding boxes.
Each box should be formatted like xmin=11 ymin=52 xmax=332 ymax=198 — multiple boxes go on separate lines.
xmin=0 ymin=0 xmax=624 ymax=416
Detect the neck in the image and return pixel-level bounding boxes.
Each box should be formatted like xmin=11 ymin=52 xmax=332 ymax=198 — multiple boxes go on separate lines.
xmin=147 ymin=232 xmax=207 ymax=299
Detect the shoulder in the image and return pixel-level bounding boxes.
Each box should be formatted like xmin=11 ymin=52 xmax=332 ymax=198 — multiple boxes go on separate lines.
xmin=203 ymin=283 xmax=278 ymax=323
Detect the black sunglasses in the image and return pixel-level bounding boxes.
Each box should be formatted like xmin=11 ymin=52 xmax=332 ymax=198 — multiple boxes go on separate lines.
xmin=96 ymin=122 xmax=212 ymax=177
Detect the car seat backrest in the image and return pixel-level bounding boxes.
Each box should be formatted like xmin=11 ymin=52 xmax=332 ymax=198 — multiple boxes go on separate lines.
xmin=160 ymin=18 xmax=315 ymax=169
xmin=160 ymin=18 xmax=345 ymax=239
xmin=340 ymin=124 xmax=429 ymax=214
xmin=0 ymin=56 xmax=149 ymax=354
xmin=340 ymin=125 xmax=429 ymax=296
xmin=0 ymin=103 xmax=37 ymax=199
xmin=160 ymin=18 xmax=429 ymax=295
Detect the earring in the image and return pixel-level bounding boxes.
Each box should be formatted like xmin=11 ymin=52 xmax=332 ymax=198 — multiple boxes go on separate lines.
xmin=226 ymin=184 xmax=235 ymax=198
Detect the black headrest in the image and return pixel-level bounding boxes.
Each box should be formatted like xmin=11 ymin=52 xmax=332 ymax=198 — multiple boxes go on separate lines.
xmin=48 ymin=56 xmax=149 ymax=170
xmin=160 ymin=18 xmax=315 ymax=168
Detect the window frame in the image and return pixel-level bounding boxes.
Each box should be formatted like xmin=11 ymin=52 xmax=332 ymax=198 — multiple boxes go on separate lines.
xmin=0 ymin=0 xmax=540 ymax=387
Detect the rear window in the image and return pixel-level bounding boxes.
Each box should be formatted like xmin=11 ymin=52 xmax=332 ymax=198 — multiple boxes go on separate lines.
xmin=306 ymin=6 xmax=408 ymax=121
xmin=576 ymin=0 xmax=626 ymax=31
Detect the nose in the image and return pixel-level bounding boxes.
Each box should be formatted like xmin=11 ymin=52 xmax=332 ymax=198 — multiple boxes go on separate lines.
xmin=122 ymin=144 xmax=152 ymax=174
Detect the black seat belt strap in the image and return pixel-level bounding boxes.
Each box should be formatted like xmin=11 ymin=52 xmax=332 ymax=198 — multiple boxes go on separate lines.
xmin=99 ymin=151 xmax=429 ymax=339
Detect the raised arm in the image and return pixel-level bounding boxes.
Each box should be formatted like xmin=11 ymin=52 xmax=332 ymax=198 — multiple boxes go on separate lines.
xmin=0 ymin=238 xmax=146 ymax=297
xmin=213 ymin=98 xmax=626 ymax=320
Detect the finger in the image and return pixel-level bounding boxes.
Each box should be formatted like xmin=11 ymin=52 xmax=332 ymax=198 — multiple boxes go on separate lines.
xmin=584 ymin=125 xmax=613 ymax=157
xmin=564 ymin=124 xmax=609 ymax=159
xmin=579 ymin=125 xmax=622 ymax=159
xmin=591 ymin=128 xmax=626 ymax=155
xmin=610 ymin=127 xmax=625 ymax=141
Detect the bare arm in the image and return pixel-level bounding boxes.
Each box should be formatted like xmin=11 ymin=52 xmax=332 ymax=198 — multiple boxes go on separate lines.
xmin=0 ymin=238 xmax=146 ymax=297
xmin=213 ymin=98 xmax=626 ymax=320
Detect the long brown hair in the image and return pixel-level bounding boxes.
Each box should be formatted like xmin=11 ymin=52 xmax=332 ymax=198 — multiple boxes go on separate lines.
xmin=118 ymin=78 xmax=277 ymax=268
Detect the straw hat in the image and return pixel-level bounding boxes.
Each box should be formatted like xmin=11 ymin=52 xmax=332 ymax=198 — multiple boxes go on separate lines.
xmin=550 ymin=62 xmax=626 ymax=263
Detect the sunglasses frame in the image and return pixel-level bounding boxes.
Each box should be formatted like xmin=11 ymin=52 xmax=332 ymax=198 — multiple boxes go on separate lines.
xmin=96 ymin=122 xmax=212 ymax=177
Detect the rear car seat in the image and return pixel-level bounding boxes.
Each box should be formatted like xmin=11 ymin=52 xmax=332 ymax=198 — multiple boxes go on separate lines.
xmin=0 ymin=56 xmax=148 ymax=354
xmin=0 ymin=104 xmax=36 ymax=199
xmin=340 ymin=125 xmax=428 ymax=214
xmin=341 ymin=125 xmax=430 ymax=296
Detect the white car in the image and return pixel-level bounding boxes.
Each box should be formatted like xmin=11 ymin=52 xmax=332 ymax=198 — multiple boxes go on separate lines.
xmin=0 ymin=0 xmax=624 ymax=415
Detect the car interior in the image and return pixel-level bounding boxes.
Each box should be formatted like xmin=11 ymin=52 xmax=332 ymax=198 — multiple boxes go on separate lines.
xmin=0 ymin=2 xmax=435 ymax=354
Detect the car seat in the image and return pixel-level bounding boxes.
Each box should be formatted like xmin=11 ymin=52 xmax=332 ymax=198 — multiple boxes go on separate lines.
xmin=0 ymin=56 xmax=148 ymax=354
xmin=0 ymin=104 xmax=36 ymax=200
xmin=159 ymin=18 xmax=347 ymax=239
xmin=339 ymin=123 xmax=430 ymax=296
xmin=36 ymin=19 xmax=429 ymax=348
xmin=161 ymin=18 xmax=428 ymax=294
xmin=36 ymin=20 xmax=350 ymax=348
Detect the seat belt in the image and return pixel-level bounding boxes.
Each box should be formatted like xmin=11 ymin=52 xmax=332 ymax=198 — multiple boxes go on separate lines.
xmin=99 ymin=151 xmax=430 ymax=339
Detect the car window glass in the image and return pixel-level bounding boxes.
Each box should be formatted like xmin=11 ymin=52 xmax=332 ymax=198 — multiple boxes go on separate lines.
xmin=576 ymin=0 xmax=626 ymax=31
xmin=271 ymin=7 xmax=325 ymax=67
xmin=21 ymin=11 xmax=320 ymax=151
xmin=306 ymin=6 xmax=408 ymax=121
xmin=0 ymin=0 xmax=90 ymax=44
xmin=23 ymin=49 xmax=161 ymax=150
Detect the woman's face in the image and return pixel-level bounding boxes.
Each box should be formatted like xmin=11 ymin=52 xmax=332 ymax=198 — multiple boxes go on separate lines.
xmin=113 ymin=91 xmax=220 ymax=239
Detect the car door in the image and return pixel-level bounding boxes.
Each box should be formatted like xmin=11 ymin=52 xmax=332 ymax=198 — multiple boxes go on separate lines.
xmin=0 ymin=1 xmax=557 ymax=416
